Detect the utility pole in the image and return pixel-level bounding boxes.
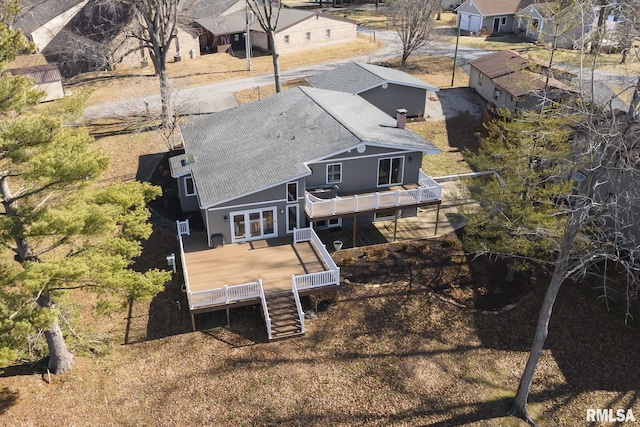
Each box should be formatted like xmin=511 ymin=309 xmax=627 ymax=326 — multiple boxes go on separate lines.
xmin=451 ymin=14 xmax=462 ymax=86
xmin=245 ymin=7 xmax=254 ymax=71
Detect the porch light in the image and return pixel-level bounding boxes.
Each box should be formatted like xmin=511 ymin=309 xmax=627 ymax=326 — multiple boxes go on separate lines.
xmin=280 ymin=209 xmax=285 ymax=214
xmin=224 ymin=215 xmax=228 ymax=222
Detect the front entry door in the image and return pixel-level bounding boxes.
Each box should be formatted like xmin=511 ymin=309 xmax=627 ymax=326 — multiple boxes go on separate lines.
xmin=231 ymin=207 xmax=277 ymax=242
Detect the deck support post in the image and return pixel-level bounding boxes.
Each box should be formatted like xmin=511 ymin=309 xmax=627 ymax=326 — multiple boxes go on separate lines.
xmin=434 ymin=203 xmax=441 ymax=236
xmin=352 ymin=214 xmax=357 ymax=248
xmin=191 ymin=313 xmax=196 ymax=332
xmin=393 ymin=210 xmax=399 ymax=241
xmin=226 ymin=308 xmax=230 ymax=328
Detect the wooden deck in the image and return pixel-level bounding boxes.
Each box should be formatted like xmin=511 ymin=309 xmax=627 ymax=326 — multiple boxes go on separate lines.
xmin=181 ymin=233 xmax=327 ymax=295
xmin=315 ymin=204 xmax=466 ymax=251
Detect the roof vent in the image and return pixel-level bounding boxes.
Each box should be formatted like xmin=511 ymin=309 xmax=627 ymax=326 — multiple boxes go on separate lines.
xmin=181 ymin=154 xmax=196 ymax=166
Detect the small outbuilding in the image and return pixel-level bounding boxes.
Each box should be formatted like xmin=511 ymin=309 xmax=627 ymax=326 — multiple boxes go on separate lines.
xmin=6 ymin=63 xmax=65 ymax=102
xmin=306 ymin=62 xmax=439 ymax=118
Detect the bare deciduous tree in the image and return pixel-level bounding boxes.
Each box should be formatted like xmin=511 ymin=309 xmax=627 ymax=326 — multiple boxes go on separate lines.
xmin=128 ymin=0 xmax=180 ymax=129
xmin=247 ymin=0 xmax=282 ymax=92
xmin=387 ymin=0 xmax=440 ymax=66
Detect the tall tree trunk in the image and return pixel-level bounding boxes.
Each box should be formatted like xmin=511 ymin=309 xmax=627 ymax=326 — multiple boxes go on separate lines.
xmin=268 ymin=30 xmax=281 ymax=93
xmin=158 ymin=64 xmax=173 ymax=129
xmin=590 ymin=0 xmax=609 ymax=54
xmin=509 ymin=214 xmax=581 ymax=425
xmin=45 ymin=318 xmax=75 ymax=374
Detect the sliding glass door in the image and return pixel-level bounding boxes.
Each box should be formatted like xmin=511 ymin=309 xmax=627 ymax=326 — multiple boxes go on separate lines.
xmin=231 ymin=207 xmax=277 ymax=242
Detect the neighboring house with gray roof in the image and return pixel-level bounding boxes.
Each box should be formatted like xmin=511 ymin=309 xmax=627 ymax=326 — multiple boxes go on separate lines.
xmin=307 ymin=62 xmax=439 ymax=118
xmin=170 ymin=86 xmax=442 ymax=247
xmin=456 ymin=0 xmax=533 ymax=34
xmin=14 ymin=0 xmax=89 ymax=51
xmin=6 ymin=63 xmax=64 ymax=102
xmin=247 ymin=8 xmax=357 ymax=55
xmin=185 ymin=1 xmax=357 ymax=56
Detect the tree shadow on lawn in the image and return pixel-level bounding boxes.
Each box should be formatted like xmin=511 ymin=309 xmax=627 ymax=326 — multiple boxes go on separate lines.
xmin=474 ymin=279 xmax=640 ymax=394
xmin=0 ymin=387 xmax=19 ymax=415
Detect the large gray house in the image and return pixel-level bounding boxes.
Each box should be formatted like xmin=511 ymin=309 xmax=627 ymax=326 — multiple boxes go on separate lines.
xmin=169 ymin=86 xmax=443 ymax=337
xmin=306 ymin=62 xmax=439 ymax=118
xmin=170 ymin=86 xmax=442 ymax=246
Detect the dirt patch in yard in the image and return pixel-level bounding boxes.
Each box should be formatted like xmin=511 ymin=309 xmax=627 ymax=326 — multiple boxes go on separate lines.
xmin=333 ymin=235 xmax=530 ymax=311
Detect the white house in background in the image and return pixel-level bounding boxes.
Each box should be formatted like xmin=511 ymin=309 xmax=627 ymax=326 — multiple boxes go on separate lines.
xmin=516 ymin=2 xmax=604 ymax=49
xmin=249 ymin=9 xmax=357 ymax=55
xmin=456 ymin=0 xmax=533 ymax=34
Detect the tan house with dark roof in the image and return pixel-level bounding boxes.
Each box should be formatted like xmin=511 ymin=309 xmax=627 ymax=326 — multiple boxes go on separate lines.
xmin=468 ymin=50 xmax=574 ymax=111
xmin=6 ymin=63 xmax=64 ymax=102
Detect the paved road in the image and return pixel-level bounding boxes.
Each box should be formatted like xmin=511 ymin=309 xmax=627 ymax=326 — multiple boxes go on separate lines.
xmin=82 ymin=28 xmax=484 ymax=120
xmin=83 ymin=26 xmax=634 ymax=120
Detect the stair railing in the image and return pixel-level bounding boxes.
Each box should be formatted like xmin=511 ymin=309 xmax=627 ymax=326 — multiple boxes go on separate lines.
xmin=291 ymin=275 xmax=305 ymax=334
xmin=258 ymin=279 xmax=272 ymax=340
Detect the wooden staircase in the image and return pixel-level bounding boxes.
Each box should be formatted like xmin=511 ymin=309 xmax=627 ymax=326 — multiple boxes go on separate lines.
xmin=266 ymin=292 xmax=303 ymax=340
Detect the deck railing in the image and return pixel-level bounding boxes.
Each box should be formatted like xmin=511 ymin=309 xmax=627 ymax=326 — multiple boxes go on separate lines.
xmin=176 ymin=223 xmax=194 ymax=309
xmin=189 ymin=281 xmax=262 ymax=310
xmin=259 ymin=280 xmax=272 ymax=340
xmin=291 ymin=278 xmax=305 ymax=334
xmin=292 ymin=227 xmax=340 ymax=291
xmin=305 ymin=171 xmax=441 ymax=218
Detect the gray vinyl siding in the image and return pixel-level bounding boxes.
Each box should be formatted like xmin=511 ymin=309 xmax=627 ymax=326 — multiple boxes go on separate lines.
xmin=204 ymin=200 xmax=296 ymax=245
xmin=359 ymin=84 xmax=428 ymax=118
xmin=177 ymin=175 xmax=200 ymax=212
xmin=203 ymin=178 xmax=306 ymax=244
xmin=307 ymin=150 xmax=424 ymax=194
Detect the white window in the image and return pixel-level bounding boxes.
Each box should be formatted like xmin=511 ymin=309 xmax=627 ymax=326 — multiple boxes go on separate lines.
xmin=234 ymin=34 xmax=240 ymax=41
xmin=327 ymin=163 xmax=342 ymax=184
xmin=325 ymin=29 xmax=331 ymax=38
xmin=185 ymin=176 xmax=196 ymax=196
xmin=284 ymin=35 xmax=290 ymax=44
xmin=377 ymin=157 xmax=404 ymax=187
xmin=286 ymin=182 xmax=298 ymax=202
xmin=478 ymin=72 xmax=484 ymax=85
xmin=315 ymin=218 xmax=341 ymax=229
xmin=305 ymin=32 xmax=311 ymax=41
xmin=501 ymin=16 xmax=507 ymax=25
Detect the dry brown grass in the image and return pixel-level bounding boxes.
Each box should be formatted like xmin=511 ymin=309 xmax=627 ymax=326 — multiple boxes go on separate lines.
xmin=410 ymin=117 xmax=477 ymax=177
xmin=2 ymin=236 xmax=638 ymax=426
xmin=69 ymin=36 xmax=381 ymax=107
xmin=234 ymin=78 xmax=311 ymax=104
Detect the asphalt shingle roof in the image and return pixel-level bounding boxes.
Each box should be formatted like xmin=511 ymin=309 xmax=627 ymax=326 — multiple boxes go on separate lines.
xmin=468 ymin=0 xmax=534 ymax=16
xmin=6 ymin=63 xmax=62 ymax=83
xmin=307 ymin=62 xmax=439 ymax=94
xmin=468 ymin=50 xmax=530 ymax=78
xmin=170 ymin=87 xmax=439 ymax=208
xmin=15 ymin=0 xmax=87 ymax=35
